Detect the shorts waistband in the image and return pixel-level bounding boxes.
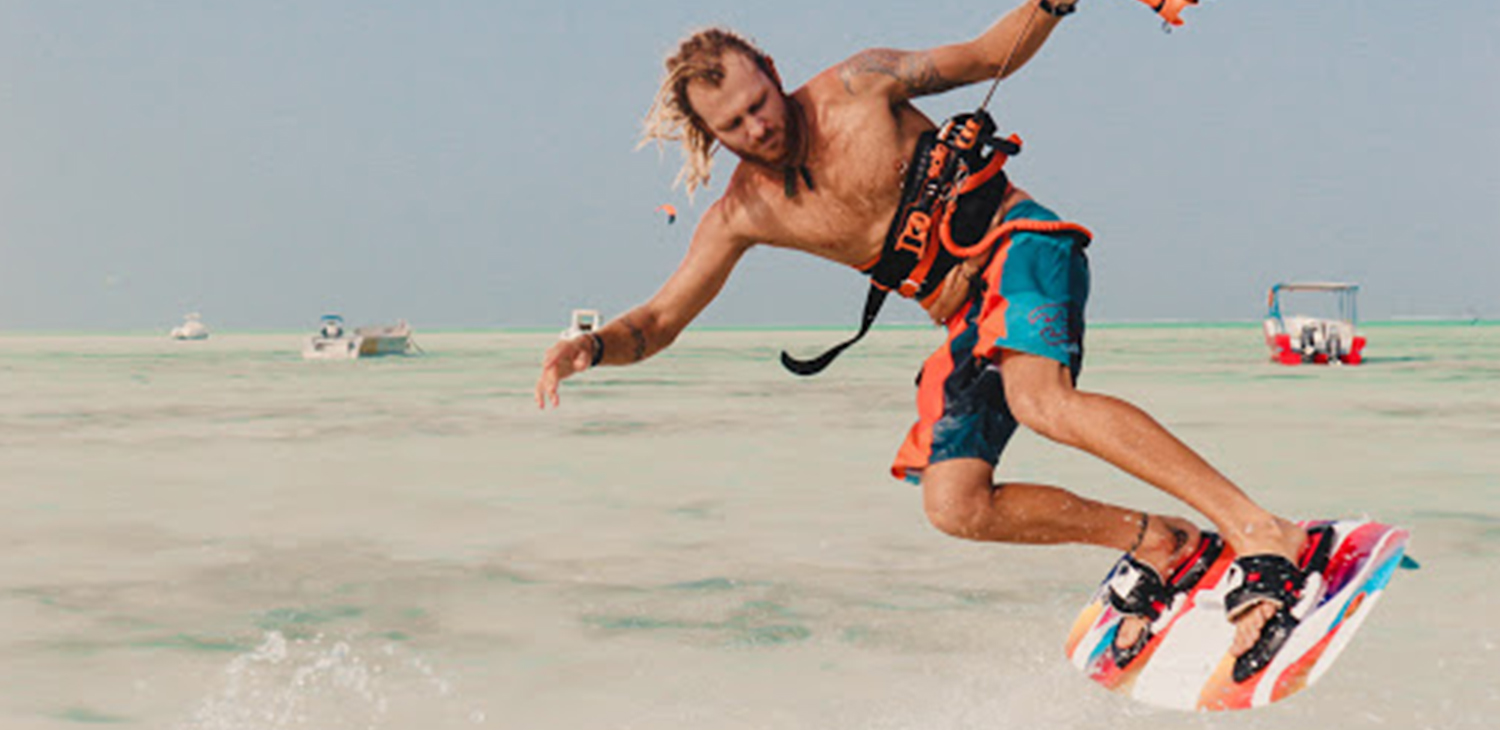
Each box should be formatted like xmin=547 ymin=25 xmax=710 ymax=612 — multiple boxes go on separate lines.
xmin=1002 ymin=198 xmax=1061 ymax=224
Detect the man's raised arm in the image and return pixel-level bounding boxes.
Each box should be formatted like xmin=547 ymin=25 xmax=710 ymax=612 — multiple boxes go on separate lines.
xmin=836 ymin=0 xmax=1074 ymax=101
xmin=535 ymin=205 xmax=752 ymax=409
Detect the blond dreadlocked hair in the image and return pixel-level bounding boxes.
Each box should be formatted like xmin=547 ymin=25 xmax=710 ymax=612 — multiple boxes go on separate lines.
xmin=639 ymin=28 xmax=775 ymax=198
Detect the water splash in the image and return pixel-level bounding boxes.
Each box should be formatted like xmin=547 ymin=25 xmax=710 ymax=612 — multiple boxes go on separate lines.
xmin=178 ymin=632 xmax=486 ymax=729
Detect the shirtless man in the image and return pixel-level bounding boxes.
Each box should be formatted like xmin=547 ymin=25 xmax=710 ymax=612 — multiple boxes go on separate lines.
xmin=535 ymin=0 xmax=1312 ymax=680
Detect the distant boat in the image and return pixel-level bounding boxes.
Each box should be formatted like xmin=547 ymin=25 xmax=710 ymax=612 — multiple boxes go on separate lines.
xmin=170 ymin=313 xmax=210 ymax=341
xmin=560 ymin=309 xmax=602 ymax=340
xmin=1263 ymin=282 xmax=1366 ymax=365
xmin=303 ymin=315 xmax=419 ymax=360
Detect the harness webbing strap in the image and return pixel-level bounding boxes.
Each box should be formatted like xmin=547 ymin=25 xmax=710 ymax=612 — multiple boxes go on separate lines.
xmin=779 ymin=286 xmax=889 ymax=376
xmin=780 ymin=111 xmax=1017 ymax=377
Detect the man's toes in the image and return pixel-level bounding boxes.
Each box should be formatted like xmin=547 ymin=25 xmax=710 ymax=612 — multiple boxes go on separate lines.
xmin=1231 ymin=621 xmax=1251 ymax=654
xmin=1229 ymin=603 xmax=1276 ymax=656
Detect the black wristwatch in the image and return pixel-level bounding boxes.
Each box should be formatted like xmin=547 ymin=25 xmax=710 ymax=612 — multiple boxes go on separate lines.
xmin=1038 ymin=0 xmax=1077 ymax=17
xmin=587 ymin=332 xmax=606 ymax=367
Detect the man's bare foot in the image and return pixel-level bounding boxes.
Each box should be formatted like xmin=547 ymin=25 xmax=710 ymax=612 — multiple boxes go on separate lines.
xmin=1114 ymin=515 xmax=1201 ymax=652
xmin=1229 ymin=602 xmax=1283 ymax=656
xmin=1225 ymin=517 xmax=1308 ymax=658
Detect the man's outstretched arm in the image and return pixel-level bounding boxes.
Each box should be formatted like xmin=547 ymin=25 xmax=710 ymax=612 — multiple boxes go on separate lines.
xmin=837 ymin=0 xmax=1074 ymax=100
xmin=535 ymin=206 xmax=752 ymax=408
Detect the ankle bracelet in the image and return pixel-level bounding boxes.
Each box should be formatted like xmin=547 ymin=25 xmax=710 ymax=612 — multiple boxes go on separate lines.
xmin=1128 ymin=512 xmax=1150 ymax=553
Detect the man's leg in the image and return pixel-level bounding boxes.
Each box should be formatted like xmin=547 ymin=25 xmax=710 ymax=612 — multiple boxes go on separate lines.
xmin=996 ymin=348 xmax=1305 ymax=655
xmin=921 ymin=457 xmax=1193 ymax=554
xmin=921 ymin=457 xmax=1204 ymax=650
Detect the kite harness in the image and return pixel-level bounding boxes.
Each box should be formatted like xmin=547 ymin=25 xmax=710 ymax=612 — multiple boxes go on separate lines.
xmin=778 ymin=0 xmax=1198 ymax=376
xmin=779 ymin=111 xmax=1090 ymax=377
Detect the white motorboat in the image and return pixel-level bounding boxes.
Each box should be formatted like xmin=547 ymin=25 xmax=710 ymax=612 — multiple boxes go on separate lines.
xmin=560 ymin=309 xmax=602 ymax=340
xmin=1263 ymin=282 xmax=1366 ymax=365
xmin=303 ymin=315 xmax=418 ymax=360
xmin=170 ymin=313 xmax=210 ymax=341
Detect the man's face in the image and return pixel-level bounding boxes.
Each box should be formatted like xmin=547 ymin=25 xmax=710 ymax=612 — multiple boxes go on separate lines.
xmin=686 ymin=51 xmax=790 ymax=167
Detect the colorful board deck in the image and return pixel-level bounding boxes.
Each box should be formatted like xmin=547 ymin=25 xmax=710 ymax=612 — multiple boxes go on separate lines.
xmin=1064 ymin=519 xmax=1412 ymax=711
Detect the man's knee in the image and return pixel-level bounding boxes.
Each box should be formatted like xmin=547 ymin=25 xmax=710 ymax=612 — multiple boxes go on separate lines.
xmin=921 ymin=460 xmax=995 ymax=539
xmin=999 ymin=356 xmax=1079 ymax=444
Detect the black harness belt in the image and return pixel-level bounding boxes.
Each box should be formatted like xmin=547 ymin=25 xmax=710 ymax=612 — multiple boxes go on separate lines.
xmin=780 ymin=110 xmax=1091 ymax=376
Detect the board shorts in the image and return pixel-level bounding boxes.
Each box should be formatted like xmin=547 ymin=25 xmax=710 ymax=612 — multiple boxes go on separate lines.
xmin=891 ymin=199 xmax=1090 ymax=483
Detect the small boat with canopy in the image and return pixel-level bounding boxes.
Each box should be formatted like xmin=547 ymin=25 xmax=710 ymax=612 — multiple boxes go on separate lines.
xmin=1263 ymin=282 xmax=1365 ymax=365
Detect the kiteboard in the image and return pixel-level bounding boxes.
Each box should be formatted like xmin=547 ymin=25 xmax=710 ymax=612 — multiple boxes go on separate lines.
xmin=1063 ymin=519 xmax=1413 ymax=711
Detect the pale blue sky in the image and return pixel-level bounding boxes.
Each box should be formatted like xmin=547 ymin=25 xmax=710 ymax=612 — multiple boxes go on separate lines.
xmin=2 ymin=1 xmax=1496 ymax=331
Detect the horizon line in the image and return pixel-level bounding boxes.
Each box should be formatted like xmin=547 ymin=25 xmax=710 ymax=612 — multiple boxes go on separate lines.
xmin=2 ymin=317 xmax=1495 ymax=338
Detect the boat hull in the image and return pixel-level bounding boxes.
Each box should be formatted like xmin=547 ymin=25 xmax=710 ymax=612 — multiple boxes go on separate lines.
xmin=1264 ymin=319 xmax=1366 ymax=365
xmin=302 ymin=324 xmax=415 ymax=361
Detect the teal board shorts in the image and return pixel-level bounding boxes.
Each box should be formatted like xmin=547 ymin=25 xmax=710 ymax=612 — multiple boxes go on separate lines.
xmin=891 ymin=199 xmax=1091 ymax=482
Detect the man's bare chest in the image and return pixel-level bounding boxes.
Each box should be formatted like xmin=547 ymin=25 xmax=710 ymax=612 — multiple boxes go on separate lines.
xmin=760 ymin=116 xmax=923 ymax=265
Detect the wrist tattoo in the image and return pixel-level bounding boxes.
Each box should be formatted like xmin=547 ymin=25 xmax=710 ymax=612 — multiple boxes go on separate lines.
xmin=624 ymin=320 xmax=648 ymax=362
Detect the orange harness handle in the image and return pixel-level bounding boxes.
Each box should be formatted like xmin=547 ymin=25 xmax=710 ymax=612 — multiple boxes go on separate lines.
xmin=936 ymin=204 xmax=1094 ymax=261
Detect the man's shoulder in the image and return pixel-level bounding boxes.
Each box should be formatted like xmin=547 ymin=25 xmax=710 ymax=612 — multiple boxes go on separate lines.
xmin=821 ymin=47 xmax=922 ymax=100
xmin=801 ymin=60 xmax=872 ymax=104
xmin=700 ymin=166 xmax=801 ymax=249
xmin=694 ymin=176 xmax=765 ymax=245
xmin=797 ymin=67 xmax=913 ymax=141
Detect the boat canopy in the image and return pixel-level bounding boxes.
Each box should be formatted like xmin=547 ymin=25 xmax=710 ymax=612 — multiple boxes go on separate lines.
xmin=1267 ymin=282 xmax=1360 ymax=324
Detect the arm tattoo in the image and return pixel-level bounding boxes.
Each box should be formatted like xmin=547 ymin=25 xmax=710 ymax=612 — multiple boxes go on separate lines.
xmin=624 ymin=320 xmax=649 ymax=362
xmin=839 ymin=49 xmax=958 ymax=97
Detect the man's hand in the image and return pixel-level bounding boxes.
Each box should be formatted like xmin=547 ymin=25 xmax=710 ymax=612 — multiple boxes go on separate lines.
xmin=535 ymin=336 xmax=595 ymax=409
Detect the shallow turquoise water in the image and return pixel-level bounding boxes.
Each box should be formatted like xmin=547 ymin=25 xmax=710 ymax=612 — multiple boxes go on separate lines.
xmin=0 ymin=325 xmax=1495 ymax=729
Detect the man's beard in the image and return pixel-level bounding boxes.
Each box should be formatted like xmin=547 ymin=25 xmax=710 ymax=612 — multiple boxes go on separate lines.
xmin=733 ymin=134 xmax=787 ymax=168
xmin=735 ymin=100 xmax=798 ymax=169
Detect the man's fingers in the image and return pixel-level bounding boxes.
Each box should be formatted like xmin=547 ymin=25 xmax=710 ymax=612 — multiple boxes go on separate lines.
xmin=544 ymin=378 xmax=562 ymax=409
xmin=535 ymin=355 xmax=562 ymax=409
xmin=536 ymin=342 xmax=590 ymax=411
xmin=535 ymin=374 xmax=554 ymax=409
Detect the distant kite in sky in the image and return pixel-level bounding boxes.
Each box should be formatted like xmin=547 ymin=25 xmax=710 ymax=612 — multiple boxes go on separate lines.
xmin=656 ymin=204 xmax=677 ymax=225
